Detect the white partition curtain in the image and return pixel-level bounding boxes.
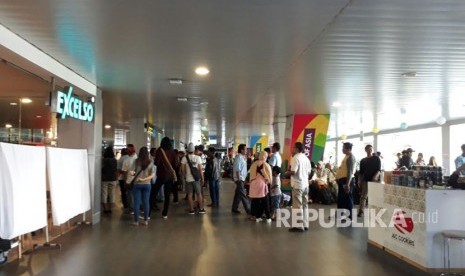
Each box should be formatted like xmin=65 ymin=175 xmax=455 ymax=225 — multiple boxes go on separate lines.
xmin=47 ymin=147 xmax=91 ymax=225
xmin=0 ymin=143 xmax=47 ymax=239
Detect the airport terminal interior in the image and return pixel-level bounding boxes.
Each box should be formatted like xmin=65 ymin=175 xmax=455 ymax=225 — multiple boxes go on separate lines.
xmin=1 ymin=1 xmax=465 ymax=275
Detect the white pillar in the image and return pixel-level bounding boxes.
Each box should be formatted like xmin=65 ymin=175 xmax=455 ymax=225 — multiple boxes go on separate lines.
xmin=272 ymin=121 xmax=286 ymax=149
xmin=128 ymin=118 xmax=147 ymax=149
xmin=442 ymin=124 xmax=451 ymax=175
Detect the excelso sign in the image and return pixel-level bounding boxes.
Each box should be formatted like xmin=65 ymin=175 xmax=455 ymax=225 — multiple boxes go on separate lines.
xmin=56 ymin=86 xmax=94 ymax=122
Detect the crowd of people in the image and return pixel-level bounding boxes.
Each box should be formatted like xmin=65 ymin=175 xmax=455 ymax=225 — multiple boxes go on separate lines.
xmin=100 ymin=136 xmax=465 ymax=231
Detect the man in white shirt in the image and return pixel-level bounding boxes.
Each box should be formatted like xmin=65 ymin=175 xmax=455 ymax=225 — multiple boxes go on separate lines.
xmin=285 ymin=142 xmax=311 ymax=232
xmin=268 ymin=142 xmax=282 ymax=168
xmin=121 ymin=144 xmax=137 ymax=212
xmin=182 ymin=143 xmax=205 ymax=215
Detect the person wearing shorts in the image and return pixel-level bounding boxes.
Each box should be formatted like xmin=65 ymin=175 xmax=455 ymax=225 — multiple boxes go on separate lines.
xmin=182 ymin=143 xmax=206 ymax=215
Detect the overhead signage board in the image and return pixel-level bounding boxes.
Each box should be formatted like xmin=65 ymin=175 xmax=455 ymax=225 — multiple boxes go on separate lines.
xmin=55 ymin=86 xmax=94 ymax=122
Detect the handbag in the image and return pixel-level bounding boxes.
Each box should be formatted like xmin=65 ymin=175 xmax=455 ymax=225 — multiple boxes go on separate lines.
xmin=186 ymin=154 xmax=201 ymax=181
xmin=161 ymin=148 xmax=178 ymax=182
xmin=127 ymin=168 xmax=144 ymax=190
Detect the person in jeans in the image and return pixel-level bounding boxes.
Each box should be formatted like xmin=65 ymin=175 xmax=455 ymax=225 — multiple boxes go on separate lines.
xmin=121 ymin=144 xmax=138 ymax=213
xmin=117 ymin=148 xmax=129 ymax=210
xmin=206 ymin=147 xmax=221 ymax=207
xmin=357 ymin=145 xmax=381 ymax=217
xmin=153 ymin=137 xmax=180 ymax=219
xmin=130 ymin=147 xmax=155 ymax=226
xmin=285 ymin=142 xmax=311 ymax=232
xmin=231 ymin=144 xmax=251 ymax=215
xmin=270 ymin=166 xmax=282 ymax=220
xmin=182 ymin=143 xmax=205 ymax=215
xmin=101 ymin=147 xmax=117 ymax=214
xmin=335 ymin=142 xmax=357 ymax=221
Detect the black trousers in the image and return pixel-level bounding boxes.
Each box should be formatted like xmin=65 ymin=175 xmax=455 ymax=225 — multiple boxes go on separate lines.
xmin=251 ymin=197 xmax=271 ymax=219
xmin=151 ymin=179 xmax=174 ymax=217
xmin=336 ymin=178 xmax=355 ymax=220
xmin=118 ymin=180 xmax=128 ymax=209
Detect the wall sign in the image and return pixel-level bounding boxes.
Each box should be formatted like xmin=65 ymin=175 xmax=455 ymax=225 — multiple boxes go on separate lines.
xmin=56 ymin=86 xmax=94 ymax=122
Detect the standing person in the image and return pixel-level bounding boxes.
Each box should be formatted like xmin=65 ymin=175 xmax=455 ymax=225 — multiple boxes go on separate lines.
xmin=335 ymin=142 xmax=357 ymax=221
xmin=416 ymin=153 xmax=425 ymax=166
xmin=153 ymin=137 xmax=179 ymax=219
xmin=270 ymin=166 xmax=282 ymax=220
xmin=102 ymin=147 xmax=117 ymax=214
xmin=231 ymin=144 xmax=251 ymax=215
xmin=182 ymin=143 xmax=206 ymax=215
xmin=377 ymin=151 xmax=385 ymax=183
xmin=268 ymin=142 xmax=282 ymax=168
xmin=149 ymin=148 xmax=159 ymax=211
xmin=264 ymin=148 xmax=271 ymax=163
xmin=206 ymin=147 xmax=221 ymax=207
xmin=428 ymin=156 xmax=438 ymax=167
xmin=249 ymin=151 xmax=272 ymax=223
xmin=399 ymin=148 xmax=414 ymax=169
xmin=117 ymin=148 xmax=129 ymax=210
xmin=285 ymin=142 xmax=312 ymax=232
xmin=455 ymin=144 xmax=465 ymax=175
xmin=357 ymin=145 xmax=381 ymax=217
xmin=121 ymin=144 xmax=138 ymax=213
xmin=130 ymin=147 xmax=155 ymax=226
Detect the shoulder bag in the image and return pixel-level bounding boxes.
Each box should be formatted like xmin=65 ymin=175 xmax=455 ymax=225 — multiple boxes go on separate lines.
xmin=186 ymin=154 xmax=201 ymax=182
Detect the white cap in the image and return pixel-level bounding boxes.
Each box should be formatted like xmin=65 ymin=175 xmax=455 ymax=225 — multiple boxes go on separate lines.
xmin=187 ymin=143 xmax=195 ymax=153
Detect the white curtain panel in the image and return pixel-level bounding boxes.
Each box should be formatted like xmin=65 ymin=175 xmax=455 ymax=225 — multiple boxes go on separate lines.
xmin=47 ymin=147 xmax=91 ymax=225
xmin=0 ymin=143 xmax=47 ymax=239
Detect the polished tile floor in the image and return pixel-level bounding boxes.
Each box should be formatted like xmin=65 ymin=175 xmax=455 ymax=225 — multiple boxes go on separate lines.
xmin=1 ymin=180 xmax=416 ymax=276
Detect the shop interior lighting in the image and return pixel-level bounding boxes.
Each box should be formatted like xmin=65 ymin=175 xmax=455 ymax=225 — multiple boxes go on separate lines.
xmin=105 ymin=125 xmax=112 ymax=129
xmin=9 ymin=102 xmax=17 ymax=106
xmin=5 ymin=124 xmax=12 ymax=128
xmin=20 ymin=98 xmax=32 ymax=104
xmin=36 ymin=115 xmax=42 ymax=118
xmin=169 ymin=79 xmax=183 ymax=85
xmin=177 ymin=97 xmax=188 ymax=102
xmin=195 ymin=67 xmax=210 ymax=76
xmin=262 ymin=133 xmax=266 ymax=136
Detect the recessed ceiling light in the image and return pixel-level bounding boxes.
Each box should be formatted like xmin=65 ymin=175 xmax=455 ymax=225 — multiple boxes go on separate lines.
xmin=169 ymin=79 xmax=183 ymax=85
xmin=104 ymin=125 xmax=111 ymax=129
xmin=20 ymin=98 xmax=32 ymax=104
xmin=5 ymin=124 xmax=12 ymax=128
xmin=401 ymin=72 xmax=417 ymax=77
xmin=262 ymin=133 xmax=267 ymax=136
xmin=195 ymin=67 xmax=210 ymax=76
xmin=10 ymin=102 xmax=17 ymax=106
xmin=177 ymin=97 xmax=188 ymax=102
xmin=332 ymin=102 xmax=342 ymax=107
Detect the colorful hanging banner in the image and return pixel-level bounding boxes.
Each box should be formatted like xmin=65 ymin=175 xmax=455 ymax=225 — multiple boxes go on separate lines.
xmin=250 ymin=135 xmax=269 ymax=154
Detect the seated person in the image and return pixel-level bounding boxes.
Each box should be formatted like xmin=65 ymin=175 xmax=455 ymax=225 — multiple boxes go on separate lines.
xmin=309 ymin=161 xmax=327 ymax=203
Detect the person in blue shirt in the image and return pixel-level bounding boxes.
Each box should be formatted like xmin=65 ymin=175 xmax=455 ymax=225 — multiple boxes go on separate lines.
xmin=231 ymin=144 xmax=251 ymax=215
xmin=268 ymin=142 xmax=282 ymax=168
xmin=455 ymin=144 xmax=465 ymax=176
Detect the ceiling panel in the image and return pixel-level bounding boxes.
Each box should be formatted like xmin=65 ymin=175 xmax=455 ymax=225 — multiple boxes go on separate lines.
xmin=1 ymin=0 xmax=465 ymax=145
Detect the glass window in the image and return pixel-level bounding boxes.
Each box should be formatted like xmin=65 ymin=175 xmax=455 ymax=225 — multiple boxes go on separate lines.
xmin=450 ymin=124 xmax=465 ymax=173
xmin=377 ymin=127 xmax=442 ymax=171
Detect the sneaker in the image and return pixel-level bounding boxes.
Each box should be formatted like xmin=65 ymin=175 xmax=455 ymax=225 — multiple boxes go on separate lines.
xmin=266 ymin=219 xmax=272 ymax=224
xmin=255 ymin=218 xmax=263 ymax=223
xmin=288 ymin=227 xmax=305 ymax=233
xmin=143 ymin=221 xmax=149 ymax=226
xmin=131 ymin=222 xmax=139 ymax=226
xmin=162 ymin=216 xmax=168 ymax=219
xmin=188 ymin=210 xmax=195 ymax=215
xmin=198 ymin=209 xmax=206 ymax=214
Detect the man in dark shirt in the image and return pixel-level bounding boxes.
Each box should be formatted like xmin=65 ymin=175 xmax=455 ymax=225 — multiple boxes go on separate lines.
xmin=357 ymin=145 xmax=381 ymax=217
xmin=398 ymin=148 xmax=414 ymax=169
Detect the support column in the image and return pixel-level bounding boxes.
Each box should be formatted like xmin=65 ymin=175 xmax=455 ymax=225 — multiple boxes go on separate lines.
xmin=83 ymin=88 xmax=103 ymax=224
xmin=128 ymin=118 xmax=147 ymax=149
xmin=272 ymin=121 xmax=286 ymax=149
xmin=442 ymin=124 xmax=451 ymax=175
